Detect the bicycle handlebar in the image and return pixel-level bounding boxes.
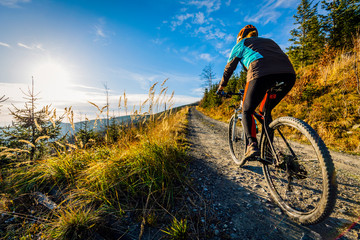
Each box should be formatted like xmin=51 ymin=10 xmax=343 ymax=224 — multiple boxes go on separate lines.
xmin=218 ymin=90 xmax=244 ymax=98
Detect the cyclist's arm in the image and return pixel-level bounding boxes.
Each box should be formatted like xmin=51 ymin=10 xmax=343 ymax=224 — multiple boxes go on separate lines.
xmin=218 ymin=57 xmax=240 ymax=91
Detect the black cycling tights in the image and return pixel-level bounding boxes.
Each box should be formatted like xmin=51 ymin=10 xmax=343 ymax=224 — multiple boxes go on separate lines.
xmin=242 ymin=73 xmax=296 ymax=145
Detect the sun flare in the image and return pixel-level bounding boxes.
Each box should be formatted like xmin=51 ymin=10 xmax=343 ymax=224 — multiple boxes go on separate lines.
xmin=31 ymin=58 xmax=75 ymax=101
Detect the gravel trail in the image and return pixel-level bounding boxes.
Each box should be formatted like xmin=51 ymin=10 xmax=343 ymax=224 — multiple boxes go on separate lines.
xmin=183 ymin=107 xmax=360 ymax=240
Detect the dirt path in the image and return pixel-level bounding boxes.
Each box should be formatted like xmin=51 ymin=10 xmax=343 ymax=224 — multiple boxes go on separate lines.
xmin=184 ymin=107 xmax=360 ymax=240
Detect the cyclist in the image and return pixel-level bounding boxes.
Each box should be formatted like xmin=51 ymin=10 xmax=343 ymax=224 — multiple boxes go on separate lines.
xmin=216 ymin=24 xmax=296 ymax=167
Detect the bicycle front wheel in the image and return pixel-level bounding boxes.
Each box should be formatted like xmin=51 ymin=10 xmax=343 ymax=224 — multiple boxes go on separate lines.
xmin=260 ymin=117 xmax=337 ymax=225
xmin=228 ymin=114 xmax=246 ymax=164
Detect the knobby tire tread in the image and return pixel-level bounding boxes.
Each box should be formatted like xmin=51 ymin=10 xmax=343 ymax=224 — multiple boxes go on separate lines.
xmin=262 ymin=117 xmax=337 ymax=225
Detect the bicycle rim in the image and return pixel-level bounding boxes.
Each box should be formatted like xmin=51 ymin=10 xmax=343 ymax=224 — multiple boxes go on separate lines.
xmin=228 ymin=114 xmax=246 ymax=164
xmin=261 ymin=117 xmax=337 ymax=225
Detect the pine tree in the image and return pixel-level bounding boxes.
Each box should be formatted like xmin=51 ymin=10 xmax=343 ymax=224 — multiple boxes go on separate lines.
xmin=288 ymin=0 xmax=325 ymax=68
xmin=321 ymin=0 xmax=360 ymax=49
xmin=3 ymin=79 xmax=62 ymax=161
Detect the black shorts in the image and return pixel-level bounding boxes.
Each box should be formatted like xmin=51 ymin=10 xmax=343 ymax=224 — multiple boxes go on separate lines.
xmin=242 ymin=73 xmax=296 ymax=142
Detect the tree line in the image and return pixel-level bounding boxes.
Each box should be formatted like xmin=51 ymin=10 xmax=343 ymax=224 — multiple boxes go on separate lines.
xmin=288 ymin=0 xmax=360 ymax=68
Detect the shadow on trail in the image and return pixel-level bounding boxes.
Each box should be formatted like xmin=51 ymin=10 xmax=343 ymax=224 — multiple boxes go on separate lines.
xmin=187 ymin=152 xmax=324 ymax=240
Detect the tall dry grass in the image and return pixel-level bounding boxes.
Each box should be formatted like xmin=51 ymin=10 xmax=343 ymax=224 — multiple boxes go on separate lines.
xmin=0 ymin=81 xmax=190 ymax=239
xmin=274 ymin=37 xmax=360 ymax=153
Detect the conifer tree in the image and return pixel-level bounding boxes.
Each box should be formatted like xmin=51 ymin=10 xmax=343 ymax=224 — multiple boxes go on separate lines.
xmin=288 ymin=0 xmax=325 ymax=68
xmin=3 ymin=79 xmax=62 ymax=161
xmin=321 ymin=0 xmax=360 ymax=49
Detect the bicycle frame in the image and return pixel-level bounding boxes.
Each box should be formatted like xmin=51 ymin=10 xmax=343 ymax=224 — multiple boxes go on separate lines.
xmin=229 ymin=83 xmax=285 ymax=165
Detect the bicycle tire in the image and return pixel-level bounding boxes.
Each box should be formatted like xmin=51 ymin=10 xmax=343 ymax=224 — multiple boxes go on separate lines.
xmin=228 ymin=114 xmax=246 ymax=165
xmin=260 ymin=117 xmax=337 ymax=225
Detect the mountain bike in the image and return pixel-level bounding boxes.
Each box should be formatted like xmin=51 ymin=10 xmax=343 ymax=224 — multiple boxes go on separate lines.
xmin=225 ymin=82 xmax=337 ymax=225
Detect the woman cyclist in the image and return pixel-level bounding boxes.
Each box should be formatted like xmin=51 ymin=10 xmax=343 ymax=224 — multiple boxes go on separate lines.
xmin=216 ymin=25 xmax=296 ymax=167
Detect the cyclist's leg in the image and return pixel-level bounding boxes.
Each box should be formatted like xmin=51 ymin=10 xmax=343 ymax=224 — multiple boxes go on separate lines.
xmin=258 ymin=74 xmax=296 ymax=144
xmin=242 ymin=79 xmax=268 ymax=145
xmin=259 ymin=73 xmax=296 ymax=117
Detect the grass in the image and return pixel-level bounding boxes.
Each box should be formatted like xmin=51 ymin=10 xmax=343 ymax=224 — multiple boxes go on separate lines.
xmin=162 ymin=217 xmax=188 ymax=240
xmin=0 ymin=82 xmax=191 ymax=239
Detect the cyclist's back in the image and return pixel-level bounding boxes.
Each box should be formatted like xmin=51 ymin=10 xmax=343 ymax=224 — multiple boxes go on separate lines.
xmin=224 ymin=36 xmax=295 ymax=84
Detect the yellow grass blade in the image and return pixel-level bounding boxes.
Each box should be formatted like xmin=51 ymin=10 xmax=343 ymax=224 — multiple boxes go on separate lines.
xmin=19 ymin=139 xmax=35 ymax=148
xmin=35 ymin=135 xmax=50 ymax=143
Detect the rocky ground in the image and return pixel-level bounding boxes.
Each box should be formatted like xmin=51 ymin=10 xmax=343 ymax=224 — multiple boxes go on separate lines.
xmin=181 ymin=107 xmax=360 ymax=240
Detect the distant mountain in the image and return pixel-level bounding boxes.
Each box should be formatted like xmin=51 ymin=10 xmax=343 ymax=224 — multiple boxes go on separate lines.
xmin=59 ymin=115 xmax=134 ymax=137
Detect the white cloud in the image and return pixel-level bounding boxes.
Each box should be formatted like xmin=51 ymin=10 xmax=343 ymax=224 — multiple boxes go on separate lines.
xmin=187 ymin=0 xmax=221 ymax=13
xmin=195 ymin=25 xmax=232 ymax=42
xmin=199 ymin=53 xmax=213 ymax=62
xmin=17 ymin=42 xmax=32 ymax=49
xmin=244 ymin=0 xmax=298 ymax=25
xmin=93 ymin=18 xmax=114 ymax=43
xmin=0 ymin=0 xmax=30 ymax=8
xmin=152 ymin=38 xmax=168 ymax=45
xmin=219 ymin=49 xmax=230 ymax=58
xmin=194 ymin=12 xmax=206 ymax=24
xmin=171 ymin=13 xmax=194 ymax=30
xmin=17 ymin=42 xmax=45 ymax=51
xmin=94 ymin=18 xmax=107 ymax=38
xmin=191 ymin=87 xmax=204 ymax=96
xmin=245 ymin=11 xmax=281 ymax=25
xmin=0 ymin=42 xmax=10 ymax=48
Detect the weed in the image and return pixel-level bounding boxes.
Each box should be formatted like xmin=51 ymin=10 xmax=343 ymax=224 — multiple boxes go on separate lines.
xmin=162 ymin=217 xmax=188 ymax=240
xmin=49 ymin=204 xmax=101 ymax=240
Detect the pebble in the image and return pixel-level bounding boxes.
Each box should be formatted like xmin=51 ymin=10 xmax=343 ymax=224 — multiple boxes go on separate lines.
xmin=275 ymin=208 xmax=282 ymax=215
xmin=338 ymin=209 xmax=347 ymax=214
xmin=214 ymin=229 xmax=220 ymax=235
xmin=300 ymin=233 xmax=312 ymax=240
xmin=230 ymin=233 xmax=239 ymax=239
xmin=338 ymin=218 xmax=352 ymax=225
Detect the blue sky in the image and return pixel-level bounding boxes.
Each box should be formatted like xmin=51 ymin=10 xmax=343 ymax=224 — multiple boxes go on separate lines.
xmin=0 ymin=0 xmax=299 ymax=125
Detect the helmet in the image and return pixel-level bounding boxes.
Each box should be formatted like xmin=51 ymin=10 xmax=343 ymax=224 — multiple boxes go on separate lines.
xmin=237 ymin=25 xmax=258 ymax=43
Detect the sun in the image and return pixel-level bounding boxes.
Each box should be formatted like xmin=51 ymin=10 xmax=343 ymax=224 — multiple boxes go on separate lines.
xmin=31 ymin=58 xmax=75 ymax=102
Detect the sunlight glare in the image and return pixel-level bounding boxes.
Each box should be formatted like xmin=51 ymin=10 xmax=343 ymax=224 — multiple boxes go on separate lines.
xmin=31 ymin=59 xmax=76 ymax=102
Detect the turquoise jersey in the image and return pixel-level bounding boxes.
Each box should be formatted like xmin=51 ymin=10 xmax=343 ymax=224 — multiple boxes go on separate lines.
xmin=219 ymin=36 xmax=295 ymax=86
xmin=228 ymin=37 xmax=263 ymax=69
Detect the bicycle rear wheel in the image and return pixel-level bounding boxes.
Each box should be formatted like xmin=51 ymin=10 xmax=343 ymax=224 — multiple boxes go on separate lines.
xmin=228 ymin=114 xmax=246 ymax=164
xmin=260 ymin=117 xmax=337 ymax=225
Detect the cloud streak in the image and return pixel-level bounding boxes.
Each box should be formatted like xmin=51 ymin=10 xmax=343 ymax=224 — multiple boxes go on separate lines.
xmin=0 ymin=42 xmax=10 ymax=48
xmin=187 ymin=0 xmax=221 ymax=13
xmin=244 ymin=0 xmax=298 ymax=25
xmin=0 ymin=0 xmax=30 ymax=8
xmin=17 ymin=42 xmax=45 ymax=51
xmin=199 ymin=53 xmax=213 ymax=62
xmin=93 ymin=18 xmax=114 ymax=44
